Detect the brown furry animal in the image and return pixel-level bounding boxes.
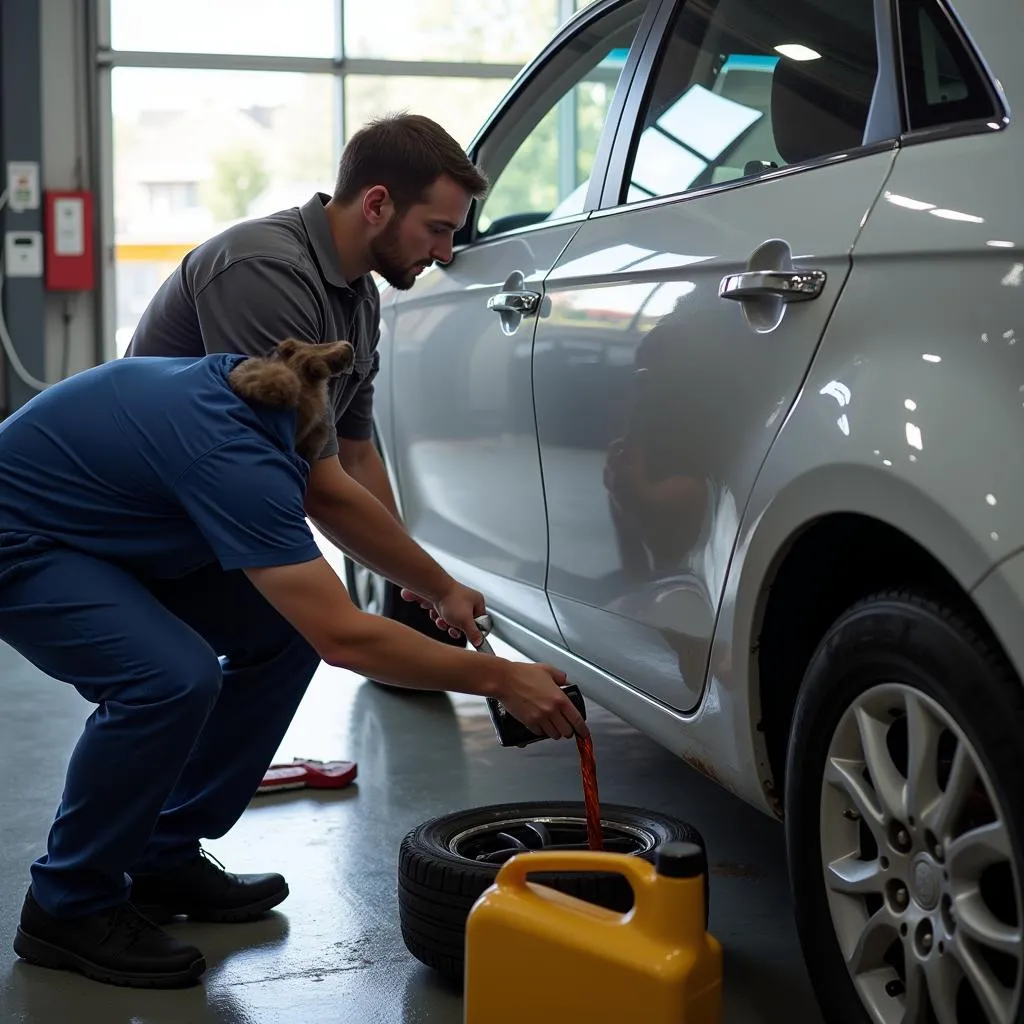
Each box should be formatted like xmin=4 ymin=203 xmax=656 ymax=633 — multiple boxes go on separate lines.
xmin=227 ymin=338 xmax=354 ymax=460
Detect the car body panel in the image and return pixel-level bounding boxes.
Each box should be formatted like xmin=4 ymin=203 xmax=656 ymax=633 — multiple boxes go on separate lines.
xmin=705 ymin=121 xmax=1024 ymax=809
xmin=371 ymin=284 xmax=399 ymax=506
xmin=533 ymin=148 xmax=898 ymax=713
xmin=382 ymin=0 xmax=661 ymax=643
xmin=387 ymin=223 xmax=584 ymax=643
xmin=484 ymin=599 xmax=776 ymax=812
xmin=372 ymin=0 xmax=1023 ymax=826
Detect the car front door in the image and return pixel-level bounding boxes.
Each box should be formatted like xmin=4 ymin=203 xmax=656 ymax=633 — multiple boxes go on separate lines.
xmin=387 ymin=0 xmax=659 ymax=641
xmin=533 ymin=0 xmax=901 ymax=709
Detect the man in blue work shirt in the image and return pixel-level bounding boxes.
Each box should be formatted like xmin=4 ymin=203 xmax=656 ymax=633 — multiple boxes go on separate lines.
xmin=0 ymin=339 xmax=586 ymax=988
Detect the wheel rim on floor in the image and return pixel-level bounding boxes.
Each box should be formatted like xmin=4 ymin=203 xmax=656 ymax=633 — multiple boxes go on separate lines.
xmin=449 ymin=815 xmax=659 ymax=865
xmin=821 ymin=682 xmax=1022 ymax=1023
xmin=352 ymin=562 xmax=389 ymax=617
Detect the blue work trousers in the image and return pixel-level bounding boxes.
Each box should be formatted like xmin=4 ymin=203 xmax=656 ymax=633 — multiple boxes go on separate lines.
xmin=0 ymin=535 xmax=321 ymax=918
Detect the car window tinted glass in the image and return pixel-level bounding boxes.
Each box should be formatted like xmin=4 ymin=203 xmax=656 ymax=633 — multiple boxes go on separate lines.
xmin=623 ymin=0 xmax=879 ymax=205
xmin=897 ymin=0 xmax=998 ymax=131
xmin=475 ymin=1 xmax=646 ymax=238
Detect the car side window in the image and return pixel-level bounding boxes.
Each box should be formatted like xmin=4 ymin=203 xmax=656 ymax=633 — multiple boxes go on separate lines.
xmin=896 ymin=0 xmax=999 ymax=131
xmin=621 ymin=0 xmax=880 ymax=205
xmin=474 ymin=0 xmax=647 ymax=239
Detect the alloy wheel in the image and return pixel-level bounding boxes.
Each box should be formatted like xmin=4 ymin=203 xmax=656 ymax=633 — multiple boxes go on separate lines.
xmin=821 ymin=683 xmax=1022 ymax=1024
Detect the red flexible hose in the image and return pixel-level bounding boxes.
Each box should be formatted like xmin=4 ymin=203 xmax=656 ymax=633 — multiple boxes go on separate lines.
xmin=576 ymin=733 xmax=604 ymax=851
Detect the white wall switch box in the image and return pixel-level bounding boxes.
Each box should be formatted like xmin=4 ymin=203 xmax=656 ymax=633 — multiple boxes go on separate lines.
xmin=6 ymin=162 xmax=41 ymax=212
xmin=4 ymin=231 xmax=44 ymax=277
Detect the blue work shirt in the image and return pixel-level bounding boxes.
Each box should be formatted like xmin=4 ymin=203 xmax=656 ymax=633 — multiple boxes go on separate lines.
xmin=0 ymin=354 xmax=321 ymax=579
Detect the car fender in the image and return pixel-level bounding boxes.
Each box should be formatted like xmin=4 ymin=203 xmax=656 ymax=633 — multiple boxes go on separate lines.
xmin=706 ymin=253 xmax=1024 ymax=811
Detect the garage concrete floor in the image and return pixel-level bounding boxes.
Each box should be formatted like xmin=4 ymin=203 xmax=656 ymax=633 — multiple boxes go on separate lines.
xmin=0 ymin=608 xmax=827 ymax=1023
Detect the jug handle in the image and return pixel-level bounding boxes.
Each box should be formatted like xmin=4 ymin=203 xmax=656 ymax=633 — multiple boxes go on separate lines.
xmin=493 ymin=850 xmax=658 ymax=923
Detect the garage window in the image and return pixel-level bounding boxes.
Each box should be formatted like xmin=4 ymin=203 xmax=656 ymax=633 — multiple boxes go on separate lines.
xmin=621 ymin=0 xmax=882 ymax=204
xmin=896 ymin=0 xmax=1000 ymax=131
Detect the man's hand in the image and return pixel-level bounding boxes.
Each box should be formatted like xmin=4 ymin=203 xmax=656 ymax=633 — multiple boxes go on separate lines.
xmin=499 ymin=663 xmax=588 ymax=740
xmin=401 ymin=583 xmax=486 ymax=648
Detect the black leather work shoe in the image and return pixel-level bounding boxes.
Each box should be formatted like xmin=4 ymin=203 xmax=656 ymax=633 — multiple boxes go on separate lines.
xmin=13 ymin=888 xmax=206 ymax=988
xmin=130 ymin=849 xmax=289 ymax=924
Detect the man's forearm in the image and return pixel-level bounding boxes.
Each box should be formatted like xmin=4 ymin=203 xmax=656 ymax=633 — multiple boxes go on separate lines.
xmin=305 ymin=458 xmax=452 ymax=602
xmin=338 ymin=440 xmax=402 ymax=521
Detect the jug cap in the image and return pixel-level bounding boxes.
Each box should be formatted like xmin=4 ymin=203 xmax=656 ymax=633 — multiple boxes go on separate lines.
xmin=655 ymin=841 xmax=705 ymax=879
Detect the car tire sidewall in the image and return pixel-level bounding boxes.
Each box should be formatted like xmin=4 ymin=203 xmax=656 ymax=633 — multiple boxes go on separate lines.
xmin=785 ymin=594 xmax=1024 ymax=1024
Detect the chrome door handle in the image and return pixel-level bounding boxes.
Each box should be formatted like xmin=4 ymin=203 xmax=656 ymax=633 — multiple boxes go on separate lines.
xmin=488 ymin=290 xmax=541 ymax=316
xmin=718 ymin=269 xmax=826 ymax=302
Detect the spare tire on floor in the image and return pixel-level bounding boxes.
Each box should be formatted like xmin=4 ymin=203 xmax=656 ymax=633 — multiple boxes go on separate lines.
xmin=397 ymin=801 xmax=708 ymax=979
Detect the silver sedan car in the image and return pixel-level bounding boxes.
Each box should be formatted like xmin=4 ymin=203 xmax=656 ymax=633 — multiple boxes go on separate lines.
xmin=348 ymin=0 xmax=1024 ymax=1020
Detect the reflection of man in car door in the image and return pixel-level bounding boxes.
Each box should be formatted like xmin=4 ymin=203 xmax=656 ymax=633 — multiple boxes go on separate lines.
xmin=603 ymin=295 xmax=712 ymax=579
xmin=602 ymin=294 xmax=742 ymax=684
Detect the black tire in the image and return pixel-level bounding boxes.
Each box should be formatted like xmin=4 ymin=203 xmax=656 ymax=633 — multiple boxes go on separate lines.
xmin=397 ymin=801 xmax=708 ymax=979
xmin=785 ymin=591 xmax=1024 ymax=1024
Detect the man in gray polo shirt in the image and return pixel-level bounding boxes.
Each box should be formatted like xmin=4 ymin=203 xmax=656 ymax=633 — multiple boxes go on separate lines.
xmin=120 ymin=114 xmax=493 ymax=925
xmin=129 ymin=112 xmax=488 ymax=631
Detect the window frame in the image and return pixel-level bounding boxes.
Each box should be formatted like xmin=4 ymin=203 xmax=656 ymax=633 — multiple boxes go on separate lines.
xmin=892 ymin=0 xmax=1008 ymax=145
xmin=595 ymin=0 xmax=905 ymax=215
xmin=450 ymin=0 xmax=666 ymax=252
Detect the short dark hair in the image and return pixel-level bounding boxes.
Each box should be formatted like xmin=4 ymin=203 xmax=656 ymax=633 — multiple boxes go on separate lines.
xmin=333 ymin=112 xmax=489 ymax=211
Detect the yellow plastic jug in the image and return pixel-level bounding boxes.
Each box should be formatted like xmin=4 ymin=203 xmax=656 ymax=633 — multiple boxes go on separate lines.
xmin=463 ymin=840 xmax=721 ymax=1024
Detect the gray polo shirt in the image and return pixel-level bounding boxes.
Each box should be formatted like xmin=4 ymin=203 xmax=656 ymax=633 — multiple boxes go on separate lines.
xmin=126 ymin=192 xmax=381 ymax=457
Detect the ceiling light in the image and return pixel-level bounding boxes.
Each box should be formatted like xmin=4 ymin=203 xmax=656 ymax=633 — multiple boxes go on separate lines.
xmin=774 ymin=44 xmax=821 ymax=61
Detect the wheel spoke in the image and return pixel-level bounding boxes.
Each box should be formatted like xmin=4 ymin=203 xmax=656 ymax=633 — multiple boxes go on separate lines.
xmin=846 ymin=906 xmax=899 ymax=976
xmin=955 ymin=890 xmax=1022 ymax=959
xmin=949 ymin=936 xmax=1015 ymax=1024
xmin=855 ymin=705 xmax=906 ymax=821
xmin=826 ymin=757 xmax=887 ymax=845
xmin=825 ymin=854 xmax=887 ymax=897
xmin=948 ymin=821 xmax=1011 ymax=881
xmin=924 ymin=953 xmax=964 ymax=1024
xmin=924 ymin=741 xmax=977 ymax=840
xmin=903 ymin=960 xmax=930 ymax=1024
xmin=904 ymin=692 xmax=944 ymax=827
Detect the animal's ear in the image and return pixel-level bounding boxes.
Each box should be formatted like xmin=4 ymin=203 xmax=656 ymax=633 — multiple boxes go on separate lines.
xmin=301 ymin=358 xmax=332 ymax=384
xmin=274 ymin=339 xmax=303 ymax=360
xmin=297 ymin=341 xmax=354 ymax=384
xmin=320 ymin=340 xmax=354 ymax=377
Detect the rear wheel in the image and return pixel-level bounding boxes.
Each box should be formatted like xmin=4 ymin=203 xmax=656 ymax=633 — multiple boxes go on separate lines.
xmin=785 ymin=591 xmax=1024 ymax=1024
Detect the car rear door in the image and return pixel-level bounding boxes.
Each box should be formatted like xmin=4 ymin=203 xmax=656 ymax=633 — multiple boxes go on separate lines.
xmin=532 ymin=0 xmax=901 ymax=710
xmin=386 ymin=0 xmax=660 ymax=642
